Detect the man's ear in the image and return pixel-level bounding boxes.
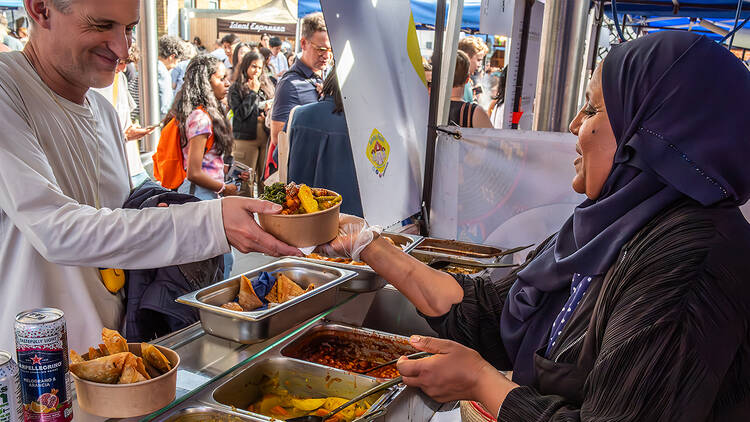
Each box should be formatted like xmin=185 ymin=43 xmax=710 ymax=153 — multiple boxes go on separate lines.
xmin=25 ymin=0 xmax=53 ymax=30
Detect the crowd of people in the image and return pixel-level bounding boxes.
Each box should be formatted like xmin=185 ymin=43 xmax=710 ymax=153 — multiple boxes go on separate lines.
xmin=2 ymin=1 xmax=750 ymax=421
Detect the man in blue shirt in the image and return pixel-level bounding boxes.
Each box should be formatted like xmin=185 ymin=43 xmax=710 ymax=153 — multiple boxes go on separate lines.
xmin=269 ymin=12 xmax=331 ymax=172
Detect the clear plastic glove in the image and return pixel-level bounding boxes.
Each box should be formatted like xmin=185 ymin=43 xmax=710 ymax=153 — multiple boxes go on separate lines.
xmin=315 ymin=214 xmax=382 ymax=261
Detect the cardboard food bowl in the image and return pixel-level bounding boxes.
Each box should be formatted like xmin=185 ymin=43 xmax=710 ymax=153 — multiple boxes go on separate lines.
xmin=258 ymin=194 xmax=341 ymax=247
xmin=72 ymin=343 xmax=180 ymax=418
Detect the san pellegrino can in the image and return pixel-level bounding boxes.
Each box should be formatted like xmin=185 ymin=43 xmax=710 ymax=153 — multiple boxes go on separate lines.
xmin=0 ymin=351 xmax=22 ymax=422
xmin=14 ymin=309 xmax=73 ymax=422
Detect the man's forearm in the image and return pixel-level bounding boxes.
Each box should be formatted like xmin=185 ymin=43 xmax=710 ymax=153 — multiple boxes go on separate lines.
xmin=270 ymin=120 xmax=285 ymax=146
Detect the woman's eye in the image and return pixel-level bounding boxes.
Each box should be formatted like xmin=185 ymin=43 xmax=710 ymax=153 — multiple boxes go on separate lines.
xmin=583 ymin=104 xmax=597 ymax=116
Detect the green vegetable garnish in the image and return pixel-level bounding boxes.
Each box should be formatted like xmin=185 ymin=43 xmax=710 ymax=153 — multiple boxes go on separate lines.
xmin=261 ymin=182 xmax=287 ymax=205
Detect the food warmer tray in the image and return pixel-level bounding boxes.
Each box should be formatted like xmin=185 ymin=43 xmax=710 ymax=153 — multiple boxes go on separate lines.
xmin=296 ymin=232 xmax=423 ymax=293
xmin=176 ymin=258 xmax=356 ymax=344
xmin=412 ymin=237 xmax=517 ymax=266
xmin=160 ymin=321 xmax=441 ymax=422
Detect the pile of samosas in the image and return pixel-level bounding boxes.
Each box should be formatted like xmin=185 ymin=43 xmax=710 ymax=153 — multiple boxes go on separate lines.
xmin=69 ymin=328 xmax=173 ymax=384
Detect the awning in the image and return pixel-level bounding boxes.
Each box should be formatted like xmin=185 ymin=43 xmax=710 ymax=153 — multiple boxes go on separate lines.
xmin=0 ymin=0 xmax=23 ymax=8
xmin=609 ymin=1 xmax=750 ymax=19
xmin=217 ymin=0 xmax=298 ymax=36
xmin=298 ymin=0 xmax=482 ymax=31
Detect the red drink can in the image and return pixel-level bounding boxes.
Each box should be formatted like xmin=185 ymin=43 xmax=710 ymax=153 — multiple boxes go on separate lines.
xmin=14 ymin=309 xmax=73 ymax=422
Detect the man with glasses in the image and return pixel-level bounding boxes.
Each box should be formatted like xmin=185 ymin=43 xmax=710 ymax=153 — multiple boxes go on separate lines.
xmin=268 ymin=12 xmax=331 ymax=177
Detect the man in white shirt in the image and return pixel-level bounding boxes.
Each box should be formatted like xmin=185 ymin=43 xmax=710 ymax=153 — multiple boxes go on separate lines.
xmin=268 ymin=36 xmax=288 ymax=79
xmin=0 ymin=0 xmax=301 ymax=353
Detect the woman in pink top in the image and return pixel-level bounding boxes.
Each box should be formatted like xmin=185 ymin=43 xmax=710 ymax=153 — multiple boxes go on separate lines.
xmin=168 ymin=54 xmax=245 ymax=277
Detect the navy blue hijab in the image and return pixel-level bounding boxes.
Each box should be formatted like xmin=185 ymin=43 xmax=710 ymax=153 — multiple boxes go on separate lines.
xmin=500 ymin=31 xmax=750 ymax=386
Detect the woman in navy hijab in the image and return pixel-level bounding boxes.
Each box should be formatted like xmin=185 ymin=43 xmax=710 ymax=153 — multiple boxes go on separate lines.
xmin=321 ymin=31 xmax=750 ymax=420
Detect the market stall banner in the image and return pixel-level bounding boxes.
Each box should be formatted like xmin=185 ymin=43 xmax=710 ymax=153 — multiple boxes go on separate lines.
xmin=321 ymin=0 xmax=429 ymax=227
xmin=430 ymin=128 xmax=585 ymax=255
xmin=216 ymin=19 xmax=296 ymax=36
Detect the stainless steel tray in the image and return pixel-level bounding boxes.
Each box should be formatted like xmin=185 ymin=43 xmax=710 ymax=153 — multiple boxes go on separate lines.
xmin=297 ymin=232 xmax=423 ymax=293
xmin=211 ymin=357 xmax=388 ymax=421
xmin=162 ymin=405 xmax=252 ymax=421
xmin=176 ymin=259 xmax=356 ymax=344
xmin=410 ymin=250 xmax=493 ymax=278
xmin=280 ymin=323 xmax=418 ymax=377
xmin=412 ymin=237 xmax=518 ymax=266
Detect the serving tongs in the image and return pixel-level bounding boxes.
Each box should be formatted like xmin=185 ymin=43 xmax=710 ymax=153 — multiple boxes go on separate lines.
xmin=286 ymin=376 xmax=404 ymax=422
xmin=360 ymin=351 xmax=431 ymax=375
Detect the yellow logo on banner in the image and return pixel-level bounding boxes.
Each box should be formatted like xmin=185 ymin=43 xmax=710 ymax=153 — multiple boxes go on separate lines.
xmin=366 ymin=128 xmax=390 ymax=177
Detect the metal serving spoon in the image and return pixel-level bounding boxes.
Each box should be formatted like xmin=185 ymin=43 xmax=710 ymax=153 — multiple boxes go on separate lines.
xmin=286 ymin=376 xmax=403 ymax=422
xmin=360 ymin=351 xmax=431 ymax=375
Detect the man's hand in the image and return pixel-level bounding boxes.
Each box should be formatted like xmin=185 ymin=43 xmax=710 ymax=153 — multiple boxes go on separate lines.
xmin=221 ymin=197 xmax=303 ymax=256
xmin=124 ymin=124 xmax=156 ymax=141
xmin=397 ymin=336 xmax=517 ymax=414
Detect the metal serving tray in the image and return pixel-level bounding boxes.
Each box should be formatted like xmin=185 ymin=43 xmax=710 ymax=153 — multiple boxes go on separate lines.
xmin=211 ymin=357 xmax=387 ymax=421
xmin=415 ymin=237 xmax=502 ymax=258
xmin=162 ymin=405 xmax=252 ymax=421
xmin=410 ymin=250 xmax=493 ymax=278
xmin=280 ymin=323 xmax=418 ymax=377
xmin=176 ymin=259 xmax=356 ymax=344
xmin=297 ymin=232 xmax=423 ymax=293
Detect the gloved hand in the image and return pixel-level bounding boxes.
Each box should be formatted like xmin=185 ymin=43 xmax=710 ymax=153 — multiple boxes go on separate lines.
xmin=315 ymin=214 xmax=382 ymax=261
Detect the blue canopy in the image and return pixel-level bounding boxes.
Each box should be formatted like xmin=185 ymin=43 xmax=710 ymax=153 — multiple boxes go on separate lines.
xmin=298 ymin=0 xmax=482 ymax=31
xmin=0 ymin=0 xmax=23 ymax=8
xmin=606 ymin=1 xmax=750 ymax=43
xmin=610 ymin=1 xmax=750 ymax=19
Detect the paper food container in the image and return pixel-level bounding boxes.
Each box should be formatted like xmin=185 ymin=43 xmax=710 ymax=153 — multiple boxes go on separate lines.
xmin=72 ymin=343 xmax=180 ymax=418
xmin=258 ymin=192 xmax=341 ymax=247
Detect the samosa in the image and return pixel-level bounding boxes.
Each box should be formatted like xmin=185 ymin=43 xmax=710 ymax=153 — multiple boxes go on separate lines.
xmin=70 ymin=352 xmax=130 ymax=384
xmin=118 ymin=353 xmax=148 ymax=384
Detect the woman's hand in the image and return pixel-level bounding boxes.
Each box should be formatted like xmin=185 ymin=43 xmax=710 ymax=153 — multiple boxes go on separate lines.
xmin=222 ymin=183 xmax=239 ymax=196
xmin=238 ymin=171 xmax=251 ymax=181
xmin=397 ymin=336 xmax=517 ymax=415
xmin=247 ymin=78 xmax=261 ymax=92
xmin=314 ymin=214 xmax=381 ymax=261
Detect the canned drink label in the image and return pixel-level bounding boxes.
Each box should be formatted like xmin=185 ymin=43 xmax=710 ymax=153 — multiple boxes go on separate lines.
xmin=0 ymin=383 xmax=22 ymax=422
xmin=15 ymin=309 xmax=72 ymax=422
xmin=16 ymin=350 xmax=72 ymax=422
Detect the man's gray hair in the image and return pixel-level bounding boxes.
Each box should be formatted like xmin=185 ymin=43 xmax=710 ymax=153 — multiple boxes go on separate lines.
xmin=158 ymin=35 xmax=183 ymax=59
xmin=50 ymin=0 xmax=74 ymax=13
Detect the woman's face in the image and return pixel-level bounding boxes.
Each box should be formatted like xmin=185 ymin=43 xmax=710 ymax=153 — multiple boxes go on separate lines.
xmin=246 ymin=58 xmax=263 ymax=80
xmin=568 ymin=64 xmax=618 ymax=200
xmin=210 ymin=62 xmax=230 ymax=101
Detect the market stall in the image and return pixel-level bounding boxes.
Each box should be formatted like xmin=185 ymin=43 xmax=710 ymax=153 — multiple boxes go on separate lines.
xmin=64 ymin=232 xmax=518 ymax=422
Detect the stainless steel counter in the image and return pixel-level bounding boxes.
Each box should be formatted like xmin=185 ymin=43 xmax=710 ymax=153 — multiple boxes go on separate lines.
xmin=72 ymin=251 xmax=471 ymax=422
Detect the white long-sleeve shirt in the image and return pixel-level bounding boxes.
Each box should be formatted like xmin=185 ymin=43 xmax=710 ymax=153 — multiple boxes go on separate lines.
xmin=0 ymin=52 xmax=230 ymax=352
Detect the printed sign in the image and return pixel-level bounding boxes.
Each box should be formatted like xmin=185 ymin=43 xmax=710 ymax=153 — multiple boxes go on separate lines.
xmin=217 ymin=19 xmax=296 ymax=36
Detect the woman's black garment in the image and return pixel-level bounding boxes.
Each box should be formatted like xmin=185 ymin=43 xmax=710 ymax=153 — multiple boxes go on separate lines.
xmin=448 ymin=100 xmax=478 ymax=128
xmin=500 ymin=31 xmax=750 ymax=387
xmin=424 ymin=200 xmax=750 ymax=421
xmin=228 ymin=84 xmax=267 ymax=140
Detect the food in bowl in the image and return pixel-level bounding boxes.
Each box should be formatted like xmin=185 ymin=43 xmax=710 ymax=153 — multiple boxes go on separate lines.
xmin=262 ymin=182 xmax=342 ymax=215
xmin=245 ymin=375 xmax=374 ymax=422
xmin=221 ymin=272 xmax=315 ymax=312
xmin=69 ymin=328 xmax=172 ymax=384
